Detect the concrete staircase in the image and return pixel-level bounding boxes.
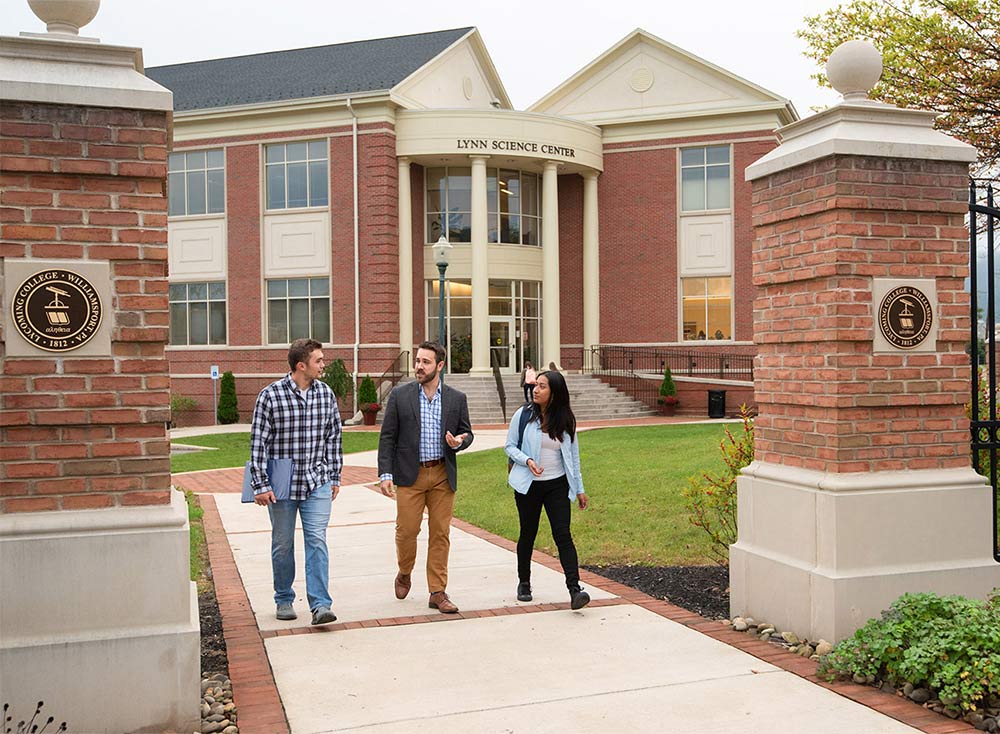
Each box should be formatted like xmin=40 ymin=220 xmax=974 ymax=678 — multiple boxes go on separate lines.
xmin=434 ymin=373 xmax=656 ymax=425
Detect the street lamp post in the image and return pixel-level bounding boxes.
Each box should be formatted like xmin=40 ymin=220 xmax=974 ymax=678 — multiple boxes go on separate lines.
xmin=431 ymin=234 xmax=452 ymax=376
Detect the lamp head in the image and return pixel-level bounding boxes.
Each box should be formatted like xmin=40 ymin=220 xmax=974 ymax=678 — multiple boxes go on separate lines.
xmin=432 ymin=235 xmax=452 ymax=268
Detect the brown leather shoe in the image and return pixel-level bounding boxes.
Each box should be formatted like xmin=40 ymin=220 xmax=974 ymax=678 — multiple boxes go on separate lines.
xmin=394 ymin=573 xmax=411 ymax=600
xmin=428 ymin=591 xmax=459 ymax=614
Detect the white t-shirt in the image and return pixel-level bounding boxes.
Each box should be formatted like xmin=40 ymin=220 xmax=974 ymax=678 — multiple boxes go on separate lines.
xmin=537 ymin=431 xmax=566 ymax=481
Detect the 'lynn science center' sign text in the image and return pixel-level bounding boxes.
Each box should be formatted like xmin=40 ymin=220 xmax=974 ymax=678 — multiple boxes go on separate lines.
xmin=456 ymin=138 xmax=576 ymax=158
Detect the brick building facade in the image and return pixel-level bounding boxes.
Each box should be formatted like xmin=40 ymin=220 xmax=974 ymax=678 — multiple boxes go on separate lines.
xmin=147 ymin=27 xmax=796 ymax=424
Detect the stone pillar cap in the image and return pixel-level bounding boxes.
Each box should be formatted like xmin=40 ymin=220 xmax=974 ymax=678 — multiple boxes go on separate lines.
xmin=2 ymin=0 xmax=171 ymax=112
xmin=746 ymin=40 xmax=976 ymax=181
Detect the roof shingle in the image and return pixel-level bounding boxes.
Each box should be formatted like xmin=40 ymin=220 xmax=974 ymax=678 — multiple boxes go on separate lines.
xmin=146 ymin=28 xmax=473 ymax=112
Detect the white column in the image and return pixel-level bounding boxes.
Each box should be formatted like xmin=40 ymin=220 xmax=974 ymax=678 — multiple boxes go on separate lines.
xmin=582 ymin=170 xmax=600 ymax=370
xmin=541 ymin=160 xmax=561 ymax=370
xmin=469 ymin=155 xmax=491 ymax=373
xmin=397 ymin=157 xmax=412 ymax=374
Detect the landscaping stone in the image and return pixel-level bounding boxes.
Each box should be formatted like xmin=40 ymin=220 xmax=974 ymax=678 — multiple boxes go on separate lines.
xmin=909 ymin=688 xmax=931 ymax=704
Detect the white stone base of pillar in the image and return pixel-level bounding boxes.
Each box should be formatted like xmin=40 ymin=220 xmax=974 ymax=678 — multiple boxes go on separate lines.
xmin=0 ymin=490 xmax=200 ymax=731
xmin=729 ymin=462 xmax=1000 ymax=642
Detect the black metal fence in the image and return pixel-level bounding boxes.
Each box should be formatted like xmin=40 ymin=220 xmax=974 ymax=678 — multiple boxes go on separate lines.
xmin=968 ymin=179 xmax=1000 ymax=562
xmin=582 ymin=344 xmax=754 ymax=408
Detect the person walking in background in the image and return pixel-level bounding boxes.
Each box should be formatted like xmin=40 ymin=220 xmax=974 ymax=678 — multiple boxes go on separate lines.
xmin=249 ymin=338 xmax=341 ymax=626
xmin=520 ymin=361 xmax=537 ymax=404
xmin=378 ymin=342 xmax=474 ymax=614
xmin=505 ymin=370 xmax=590 ymax=610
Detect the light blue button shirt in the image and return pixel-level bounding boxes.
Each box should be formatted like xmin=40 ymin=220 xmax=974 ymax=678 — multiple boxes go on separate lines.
xmin=504 ymin=406 xmax=585 ymax=500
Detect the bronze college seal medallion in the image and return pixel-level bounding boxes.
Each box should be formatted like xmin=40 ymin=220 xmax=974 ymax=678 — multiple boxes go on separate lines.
xmin=11 ymin=269 xmax=103 ymax=352
xmin=878 ymin=286 xmax=932 ymax=349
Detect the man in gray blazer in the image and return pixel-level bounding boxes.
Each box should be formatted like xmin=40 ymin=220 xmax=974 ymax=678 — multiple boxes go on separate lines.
xmin=378 ymin=342 xmax=473 ymax=613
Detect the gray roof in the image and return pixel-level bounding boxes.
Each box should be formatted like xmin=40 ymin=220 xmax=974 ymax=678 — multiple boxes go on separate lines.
xmin=146 ymin=28 xmax=473 ymax=112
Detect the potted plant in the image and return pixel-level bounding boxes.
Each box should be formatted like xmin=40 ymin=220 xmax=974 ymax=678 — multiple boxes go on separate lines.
xmin=358 ymin=375 xmax=380 ymax=426
xmin=657 ymin=367 xmax=679 ymax=416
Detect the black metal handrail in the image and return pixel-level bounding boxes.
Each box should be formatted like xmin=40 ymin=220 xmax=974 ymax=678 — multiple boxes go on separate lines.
xmin=582 ymin=344 xmax=753 ymax=410
xmin=366 ymin=350 xmax=409 ymax=408
xmin=968 ymin=179 xmax=1000 ymax=563
xmin=490 ymin=350 xmax=507 ymax=424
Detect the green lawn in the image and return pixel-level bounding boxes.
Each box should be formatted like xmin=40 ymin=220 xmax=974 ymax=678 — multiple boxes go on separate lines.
xmin=454 ymin=423 xmax=732 ymax=567
xmin=170 ymin=431 xmax=380 ymax=473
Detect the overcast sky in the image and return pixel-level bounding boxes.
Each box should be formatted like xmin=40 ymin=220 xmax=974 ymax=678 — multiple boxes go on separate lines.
xmin=2 ymin=0 xmax=845 ymax=116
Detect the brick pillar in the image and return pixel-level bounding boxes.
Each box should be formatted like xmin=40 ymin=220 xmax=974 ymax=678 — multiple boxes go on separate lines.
xmin=729 ymin=42 xmax=1000 ymax=642
xmin=0 ymin=16 xmax=198 ymax=732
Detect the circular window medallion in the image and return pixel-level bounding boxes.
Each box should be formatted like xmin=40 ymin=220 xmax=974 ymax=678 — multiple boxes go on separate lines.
xmin=11 ymin=268 xmax=103 ymax=352
xmin=629 ymin=67 xmax=654 ymax=93
xmin=878 ymin=285 xmax=932 ymax=349
xmin=462 ymin=76 xmax=474 ymax=100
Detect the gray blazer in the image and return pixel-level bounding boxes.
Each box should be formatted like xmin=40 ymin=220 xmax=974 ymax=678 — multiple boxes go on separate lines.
xmin=377 ymin=381 xmax=474 ymax=491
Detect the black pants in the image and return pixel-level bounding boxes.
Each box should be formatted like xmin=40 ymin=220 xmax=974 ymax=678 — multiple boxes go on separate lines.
xmin=515 ymin=475 xmax=579 ymax=589
xmin=523 ymin=384 xmax=534 ymax=403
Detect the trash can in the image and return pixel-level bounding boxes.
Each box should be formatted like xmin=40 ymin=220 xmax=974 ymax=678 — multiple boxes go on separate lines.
xmin=708 ymin=390 xmax=726 ymax=419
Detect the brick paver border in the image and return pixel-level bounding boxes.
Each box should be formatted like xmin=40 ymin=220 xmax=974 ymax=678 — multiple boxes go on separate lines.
xmin=199 ymin=493 xmax=290 ymax=734
xmin=191 ymin=478 xmax=974 ymax=734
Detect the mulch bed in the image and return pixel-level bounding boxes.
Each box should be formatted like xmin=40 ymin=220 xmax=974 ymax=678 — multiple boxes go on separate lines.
xmin=585 ymin=564 xmax=730 ymax=620
xmin=199 ymin=581 xmax=228 ymax=677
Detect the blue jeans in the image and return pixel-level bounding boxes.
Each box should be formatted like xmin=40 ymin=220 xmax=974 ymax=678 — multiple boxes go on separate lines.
xmin=267 ymin=482 xmax=332 ymax=611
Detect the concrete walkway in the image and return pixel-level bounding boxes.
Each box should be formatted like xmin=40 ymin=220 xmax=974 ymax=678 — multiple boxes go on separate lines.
xmin=173 ymin=431 xmax=970 ymax=734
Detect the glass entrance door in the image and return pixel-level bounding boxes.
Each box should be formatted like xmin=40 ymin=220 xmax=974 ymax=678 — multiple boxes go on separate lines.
xmin=489 ymin=317 xmax=516 ymax=374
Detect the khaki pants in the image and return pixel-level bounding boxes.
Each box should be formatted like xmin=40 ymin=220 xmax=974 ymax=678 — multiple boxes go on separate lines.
xmin=395 ymin=463 xmax=454 ymax=593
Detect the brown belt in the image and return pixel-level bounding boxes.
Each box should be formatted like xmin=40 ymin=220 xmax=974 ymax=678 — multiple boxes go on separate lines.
xmin=419 ymin=459 xmax=443 ymax=468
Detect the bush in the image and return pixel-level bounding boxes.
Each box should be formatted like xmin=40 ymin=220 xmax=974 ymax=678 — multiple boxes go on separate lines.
xmin=818 ymin=591 xmax=1000 ymax=713
xmin=320 ymin=358 xmax=353 ymax=398
xmin=217 ymin=370 xmax=239 ymax=424
xmin=358 ymin=375 xmax=379 ymax=411
xmin=658 ymin=367 xmax=677 ymax=401
xmin=169 ymin=394 xmax=197 ymax=428
xmin=681 ymin=404 xmax=753 ymax=564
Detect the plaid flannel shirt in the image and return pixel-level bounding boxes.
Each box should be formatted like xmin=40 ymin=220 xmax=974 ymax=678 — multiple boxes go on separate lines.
xmin=249 ymin=374 xmax=342 ymax=500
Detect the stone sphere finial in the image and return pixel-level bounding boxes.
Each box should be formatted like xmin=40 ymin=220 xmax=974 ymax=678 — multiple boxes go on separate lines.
xmin=27 ymin=0 xmax=101 ymax=36
xmin=826 ymin=39 xmax=883 ymax=102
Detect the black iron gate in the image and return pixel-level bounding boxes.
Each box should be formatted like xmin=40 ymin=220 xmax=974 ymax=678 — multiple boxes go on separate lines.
xmin=967 ymin=179 xmax=1000 ymax=563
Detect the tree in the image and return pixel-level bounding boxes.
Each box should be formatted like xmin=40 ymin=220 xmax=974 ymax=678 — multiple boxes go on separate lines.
xmin=320 ymin=358 xmax=353 ymax=398
xmin=798 ymin=0 xmax=1000 ymax=169
xmin=217 ymin=370 xmax=239 ymax=424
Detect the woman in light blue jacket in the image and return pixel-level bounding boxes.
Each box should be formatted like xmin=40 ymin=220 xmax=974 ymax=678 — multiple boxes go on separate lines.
xmin=505 ymin=370 xmax=590 ymax=609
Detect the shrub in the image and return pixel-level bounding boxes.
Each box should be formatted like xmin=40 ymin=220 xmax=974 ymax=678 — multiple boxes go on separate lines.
xmin=217 ymin=371 xmax=239 ymax=424
xmin=320 ymin=358 xmax=353 ymax=398
xmin=658 ymin=366 xmax=677 ymax=399
xmin=169 ymin=394 xmax=198 ymax=428
xmin=818 ymin=590 xmax=1000 ymax=713
xmin=358 ymin=375 xmax=379 ymax=411
xmin=681 ymin=404 xmax=754 ymax=564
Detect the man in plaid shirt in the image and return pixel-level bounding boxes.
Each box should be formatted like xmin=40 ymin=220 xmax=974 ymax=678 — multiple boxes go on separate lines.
xmin=249 ymin=338 xmax=342 ymax=625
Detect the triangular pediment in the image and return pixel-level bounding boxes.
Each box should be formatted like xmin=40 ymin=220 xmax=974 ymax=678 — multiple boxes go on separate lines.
xmin=392 ymin=29 xmax=512 ymax=111
xmin=530 ymin=29 xmax=795 ymax=126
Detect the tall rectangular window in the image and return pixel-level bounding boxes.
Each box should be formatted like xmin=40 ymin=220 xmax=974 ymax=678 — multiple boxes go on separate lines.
xmin=680 ymin=145 xmax=731 ymax=212
xmin=168 ymin=149 xmax=225 ymax=217
xmin=169 ymin=281 xmax=227 ymax=345
xmin=426 ymin=167 xmax=541 ymax=246
xmin=266 ymin=277 xmax=330 ymax=343
xmin=265 ymin=141 xmax=329 ymax=210
xmin=426 ymin=167 xmax=472 ymax=243
xmin=681 ymin=276 xmax=732 ymax=341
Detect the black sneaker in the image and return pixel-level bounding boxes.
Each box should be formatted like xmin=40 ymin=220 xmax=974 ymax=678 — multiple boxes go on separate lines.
xmin=517 ymin=582 xmax=532 ymax=602
xmin=569 ymin=586 xmax=591 ymax=610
